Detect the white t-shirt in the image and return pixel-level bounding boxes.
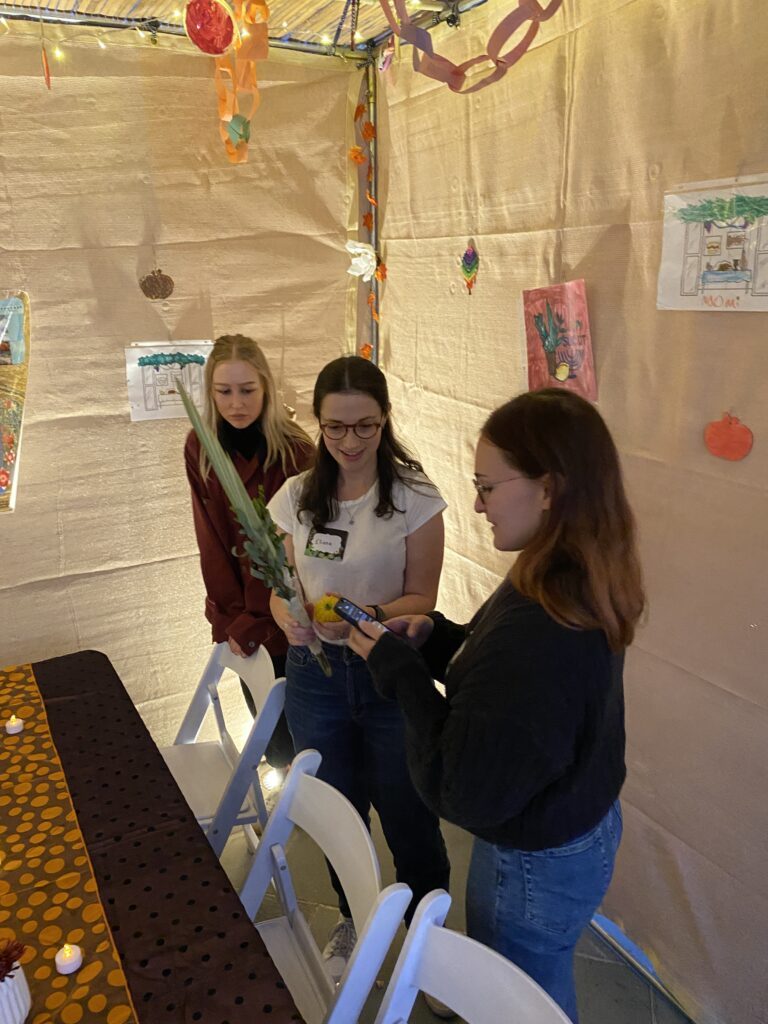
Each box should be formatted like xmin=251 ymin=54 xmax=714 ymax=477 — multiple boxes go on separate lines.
xmin=268 ymin=470 xmax=446 ymax=638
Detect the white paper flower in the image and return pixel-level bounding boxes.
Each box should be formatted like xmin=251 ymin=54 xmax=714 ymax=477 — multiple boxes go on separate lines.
xmin=345 ymin=241 xmax=378 ymax=283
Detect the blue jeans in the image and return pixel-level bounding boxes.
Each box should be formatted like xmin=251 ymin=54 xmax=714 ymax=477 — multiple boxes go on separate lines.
xmin=466 ymin=802 xmax=623 ymax=1023
xmin=285 ymin=643 xmax=450 ymax=922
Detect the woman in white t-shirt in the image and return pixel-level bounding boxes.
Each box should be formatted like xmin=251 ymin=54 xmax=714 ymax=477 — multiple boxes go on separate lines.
xmin=268 ymin=356 xmax=450 ymax=981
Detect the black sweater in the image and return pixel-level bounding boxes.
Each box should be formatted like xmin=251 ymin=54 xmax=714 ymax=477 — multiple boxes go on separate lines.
xmin=367 ymin=580 xmax=626 ymax=850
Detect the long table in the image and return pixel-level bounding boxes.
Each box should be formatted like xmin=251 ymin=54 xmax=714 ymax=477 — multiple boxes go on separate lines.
xmin=0 ymin=652 xmax=301 ymax=1024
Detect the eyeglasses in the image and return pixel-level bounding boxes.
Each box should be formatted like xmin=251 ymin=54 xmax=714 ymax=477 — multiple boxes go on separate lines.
xmin=320 ymin=420 xmax=382 ymax=440
xmin=472 ymin=475 xmax=525 ymax=500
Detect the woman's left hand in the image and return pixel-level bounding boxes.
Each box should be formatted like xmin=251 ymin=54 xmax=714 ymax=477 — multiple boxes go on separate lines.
xmin=347 ymin=619 xmax=388 ymax=661
xmin=314 ymin=619 xmax=352 ymax=642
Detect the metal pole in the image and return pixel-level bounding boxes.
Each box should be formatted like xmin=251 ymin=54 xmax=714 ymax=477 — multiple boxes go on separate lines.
xmin=365 ymin=55 xmax=380 ymax=365
xmin=0 ymin=5 xmax=360 ymax=58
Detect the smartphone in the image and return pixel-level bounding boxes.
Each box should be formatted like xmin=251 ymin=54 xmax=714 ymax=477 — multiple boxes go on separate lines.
xmin=334 ymin=597 xmax=389 ymax=631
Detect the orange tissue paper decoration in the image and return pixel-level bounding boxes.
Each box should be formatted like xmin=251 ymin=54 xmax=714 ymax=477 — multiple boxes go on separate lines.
xmin=704 ymin=413 xmax=753 ymax=461
xmin=359 ymin=343 xmax=373 ymax=360
xmin=362 ymin=211 xmax=373 ymax=232
xmin=211 ymin=0 xmax=269 ymax=163
xmin=41 ymin=43 xmax=51 ymax=90
xmin=361 ymin=121 xmax=376 ymax=142
xmin=348 ymin=145 xmax=367 ymax=165
xmin=375 ymin=262 xmax=387 ymax=282
xmin=185 ymin=0 xmax=236 ymax=54
xmin=354 ymin=103 xmax=366 ymax=121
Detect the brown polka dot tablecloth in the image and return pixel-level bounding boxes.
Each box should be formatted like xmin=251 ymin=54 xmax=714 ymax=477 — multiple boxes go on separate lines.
xmin=0 ymin=653 xmax=301 ymax=1024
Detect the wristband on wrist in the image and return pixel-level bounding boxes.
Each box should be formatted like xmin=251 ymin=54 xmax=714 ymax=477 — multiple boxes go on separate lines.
xmin=370 ymin=604 xmax=385 ymax=622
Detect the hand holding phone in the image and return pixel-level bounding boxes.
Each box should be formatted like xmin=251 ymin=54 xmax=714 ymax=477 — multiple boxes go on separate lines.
xmin=334 ymin=597 xmax=390 ymax=632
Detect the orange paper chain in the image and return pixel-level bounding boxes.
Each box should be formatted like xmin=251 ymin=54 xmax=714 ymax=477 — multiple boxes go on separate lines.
xmin=213 ymin=0 xmax=269 ymax=162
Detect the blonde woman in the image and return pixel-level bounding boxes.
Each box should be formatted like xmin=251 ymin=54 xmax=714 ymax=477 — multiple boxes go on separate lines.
xmin=185 ymin=334 xmax=313 ymax=768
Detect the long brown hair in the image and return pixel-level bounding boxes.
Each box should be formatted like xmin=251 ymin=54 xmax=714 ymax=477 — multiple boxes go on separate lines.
xmin=200 ymin=335 xmax=312 ymax=478
xmin=482 ymin=389 xmax=645 ymax=650
xmin=298 ymin=356 xmax=431 ymax=528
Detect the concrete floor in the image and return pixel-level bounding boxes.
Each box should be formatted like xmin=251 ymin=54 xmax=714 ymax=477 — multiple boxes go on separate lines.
xmin=220 ymin=807 xmax=692 ymax=1024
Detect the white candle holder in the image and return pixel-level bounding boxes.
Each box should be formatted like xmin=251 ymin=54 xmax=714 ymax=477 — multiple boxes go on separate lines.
xmin=0 ymin=962 xmax=31 ymax=1024
xmin=54 ymin=945 xmax=83 ymax=976
xmin=4 ymin=717 xmax=23 ymax=736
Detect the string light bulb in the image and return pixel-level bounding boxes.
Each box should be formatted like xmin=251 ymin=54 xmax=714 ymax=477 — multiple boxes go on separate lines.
xmin=53 ymin=45 xmax=64 ymax=60
xmin=320 ymin=33 xmax=331 ymax=44
xmin=0 ymin=15 xmax=9 ymax=25
xmin=136 ymin=26 xmax=145 ymax=37
xmin=241 ymin=26 xmax=250 ymax=36
xmin=97 ymin=37 xmax=107 ymax=48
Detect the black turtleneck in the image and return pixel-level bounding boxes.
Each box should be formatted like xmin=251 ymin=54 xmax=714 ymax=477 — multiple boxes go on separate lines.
xmin=218 ymin=419 xmax=268 ymax=464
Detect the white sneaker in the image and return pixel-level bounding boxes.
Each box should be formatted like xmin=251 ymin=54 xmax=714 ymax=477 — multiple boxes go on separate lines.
xmin=322 ymin=916 xmax=357 ymax=984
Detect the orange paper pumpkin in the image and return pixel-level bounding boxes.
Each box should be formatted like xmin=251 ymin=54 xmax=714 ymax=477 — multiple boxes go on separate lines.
xmin=704 ymin=413 xmax=753 ymax=461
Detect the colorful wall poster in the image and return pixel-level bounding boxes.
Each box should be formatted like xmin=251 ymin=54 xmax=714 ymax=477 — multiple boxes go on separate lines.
xmin=0 ymin=292 xmax=30 ymax=514
xmin=658 ymin=177 xmax=768 ymax=311
xmin=125 ymin=342 xmax=212 ymax=422
xmin=523 ymin=279 xmax=597 ymax=401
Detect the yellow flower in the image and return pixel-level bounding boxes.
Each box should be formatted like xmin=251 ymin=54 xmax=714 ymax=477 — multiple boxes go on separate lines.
xmin=314 ymin=593 xmax=342 ymax=623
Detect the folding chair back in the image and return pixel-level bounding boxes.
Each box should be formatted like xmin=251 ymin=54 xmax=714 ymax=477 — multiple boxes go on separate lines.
xmin=374 ymin=890 xmax=573 ymax=1024
xmin=161 ymin=643 xmax=284 ymax=856
xmin=239 ymin=749 xmax=412 ymax=1024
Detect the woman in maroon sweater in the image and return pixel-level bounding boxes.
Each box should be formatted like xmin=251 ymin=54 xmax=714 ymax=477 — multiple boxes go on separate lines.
xmin=185 ymin=334 xmax=313 ymax=767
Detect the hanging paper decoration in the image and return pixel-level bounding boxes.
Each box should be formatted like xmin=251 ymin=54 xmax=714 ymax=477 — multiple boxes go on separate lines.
xmin=191 ymin=0 xmax=270 ymax=163
xmin=348 ymin=145 xmax=367 ymax=165
xmin=185 ymin=0 xmax=236 ymax=54
xmin=461 ymin=243 xmax=479 ymax=294
xmin=353 ymin=103 xmax=366 ymax=121
xmin=704 ymin=413 xmax=753 ymax=461
xmin=359 ymin=343 xmax=373 ymax=360
xmin=377 ymin=38 xmax=395 ymax=73
xmin=139 ymin=269 xmax=175 ymax=300
xmin=378 ymin=0 xmax=563 ymax=94
xmin=41 ymin=43 xmax=51 ymax=90
xmin=346 ymin=241 xmax=378 ymax=282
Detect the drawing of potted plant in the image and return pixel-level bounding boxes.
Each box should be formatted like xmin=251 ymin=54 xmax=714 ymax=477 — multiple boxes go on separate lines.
xmin=533 ymin=301 xmax=569 ymax=377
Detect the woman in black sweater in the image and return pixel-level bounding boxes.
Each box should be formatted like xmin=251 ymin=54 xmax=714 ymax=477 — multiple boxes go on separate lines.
xmin=349 ymin=388 xmax=645 ymax=1023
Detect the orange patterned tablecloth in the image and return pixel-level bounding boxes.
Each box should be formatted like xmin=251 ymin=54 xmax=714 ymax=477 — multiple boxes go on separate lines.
xmin=0 ymin=663 xmax=138 ymax=1024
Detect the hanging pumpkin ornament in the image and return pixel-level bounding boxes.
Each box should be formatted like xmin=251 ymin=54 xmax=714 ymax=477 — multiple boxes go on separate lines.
xmin=704 ymin=413 xmax=753 ymax=461
xmin=185 ymin=0 xmax=237 ymax=54
xmin=461 ymin=241 xmax=480 ymax=294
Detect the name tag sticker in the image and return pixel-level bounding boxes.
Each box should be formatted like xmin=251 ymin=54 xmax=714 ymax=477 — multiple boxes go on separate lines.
xmin=305 ymin=527 xmax=348 ymax=560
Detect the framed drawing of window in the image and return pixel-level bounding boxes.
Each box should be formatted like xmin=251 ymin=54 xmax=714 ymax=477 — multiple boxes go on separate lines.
xmin=0 ymin=292 xmax=30 ymax=513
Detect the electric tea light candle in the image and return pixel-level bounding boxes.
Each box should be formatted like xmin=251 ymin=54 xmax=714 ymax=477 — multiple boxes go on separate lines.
xmin=54 ymin=944 xmax=83 ymax=975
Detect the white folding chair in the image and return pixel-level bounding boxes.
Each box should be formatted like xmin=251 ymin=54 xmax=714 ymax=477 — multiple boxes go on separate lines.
xmin=239 ymin=749 xmax=413 ymax=1024
xmin=160 ymin=642 xmax=285 ymax=857
xmin=374 ymin=890 xmax=573 ymax=1024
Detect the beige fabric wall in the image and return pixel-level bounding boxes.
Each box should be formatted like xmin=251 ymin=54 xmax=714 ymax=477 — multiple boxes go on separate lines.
xmin=377 ymin=2 xmax=768 ymax=1023
xmin=0 ymin=33 xmax=355 ymax=741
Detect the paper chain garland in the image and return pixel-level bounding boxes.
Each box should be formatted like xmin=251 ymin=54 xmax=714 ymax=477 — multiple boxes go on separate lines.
xmin=378 ymin=0 xmax=563 ymax=94
xmin=185 ymin=0 xmax=269 ymax=163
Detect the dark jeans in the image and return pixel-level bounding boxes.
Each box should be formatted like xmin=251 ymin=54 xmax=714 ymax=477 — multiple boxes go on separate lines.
xmin=240 ymin=652 xmax=295 ymax=770
xmin=466 ymin=801 xmax=623 ymax=1023
xmin=284 ymin=642 xmax=450 ymax=923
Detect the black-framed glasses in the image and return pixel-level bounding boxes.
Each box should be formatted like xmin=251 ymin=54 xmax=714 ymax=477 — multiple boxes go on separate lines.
xmin=320 ymin=420 xmax=382 ymax=440
xmin=472 ymin=475 xmax=525 ymax=500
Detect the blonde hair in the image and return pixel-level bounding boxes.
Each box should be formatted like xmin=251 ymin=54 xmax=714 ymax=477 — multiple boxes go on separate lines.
xmin=199 ymin=334 xmax=312 ymax=478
